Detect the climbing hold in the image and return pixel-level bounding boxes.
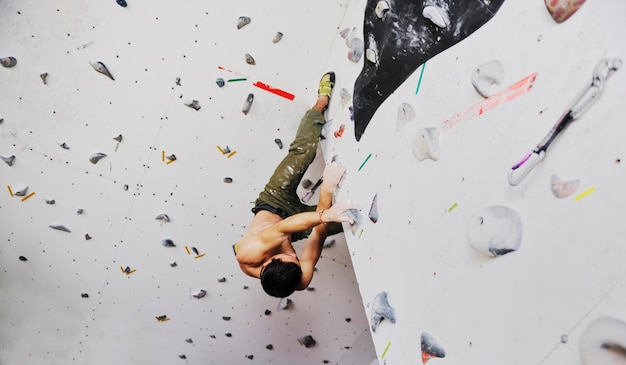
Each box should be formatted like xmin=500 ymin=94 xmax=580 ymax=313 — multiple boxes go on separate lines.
xmin=471 ymin=60 xmax=505 ymax=98
xmin=264 ymin=309 xmax=272 ymax=315
xmin=545 ymin=0 xmax=586 ymax=23
xmin=178 ymin=354 xmax=186 ymax=360
xmin=272 ymin=32 xmax=283 ymax=43
xmin=222 ymin=316 xmax=231 ymax=321
xmin=14 ymin=186 xmax=28 ymax=197
xmin=215 ymin=78 xmax=225 ymax=88
xmin=345 ymin=208 xmax=363 ymax=235
xmin=81 ymin=293 xmax=89 ymax=298
xmin=368 ymin=193 xmax=379 ymax=223
xmin=580 ymin=317 xmax=626 ymax=365
xmin=85 ymin=233 xmax=92 ymax=240
xmin=274 ymin=138 xmax=283 ymax=149
xmin=45 ymin=199 xmax=55 ymax=205
xmin=278 ymin=297 xmax=292 ymax=310
xmin=170 ymin=262 xmax=177 ymax=267
xmin=76 ymin=208 xmax=84 ymax=215
xmin=166 ymin=154 xmax=177 ymax=162
xmin=237 ymin=16 xmax=251 ymax=29
xmin=375 ymin=1 xmax=390 ymax=18
xmin=192 ymin=289 xmax=207 ymax=299
xmin=339 ymin=88 xmax=351 ymax=108
xmin=19 ymin=256 xmax=27 ymax=261
xmin=0 ymin=56 xmax=17 ymax=68
xmin=245 ymin=53 xmax=256 ymax=65
xmin=266 ymin=344 xmax=273 ymax=350
xmin=1 ymin=155 xmax=15 ymax=166
xmin=116 ymin=0 xmax=127 ymax=7
xmin=175 ymin=77 xmax=181 ymax=86
xmin=225 ymin=333 xmax=232 ymax=337
xmin=113 ymin=134 xmax=123 ymax=143
xmin=466 ymin=205 xmax=522 ymax=257
xmin=242 ymin=93 xmax=254 ymax=115
xmin=161 ymin=238 xmax=176 ymax=247
xmin=58 ymin=142 xmax=70 ymax=149
xmin=40 ymin=72 xmax=48 ymax=85
xmin=396 ymin=103 xmax=416 ymax=131
xmin=184 ymin=99 xmax=201 ymax=111
xmin=345 ymin=318 xmax=352 ymax=322
xmin=217 ymin=276 xmax=226 ymax=283
xmin=223 ymin=177 xmax=233 ymax=183
xmin=423 ymin=5 xmax=450 ymax=28
xmin=412 ymin=127 xmax=440 ymax=161
xmin=191 ymin=246 xmax=199 ymax=255
xmin=550 ymin=174 xmax=579 ymax=199
xmin=89 ymin=152 xmax=107 ymax=164
xmin=245 ymin=355 xmax=254 ymax=360
xmin=347 ymin=37 xmax=364 ymax=63
xmin=155 ymin=213 xmax=170 ymax=223
xmin=298 ymin=335 xmax=317 ymax=348
xmin=371 ymin=292 xmax=396 ymax=332
xmin=185 ymin=338 xmax=193 ymax=343
xmin=301 ymin=179 xmax=313 ymax=189
xmin=421 ymin=332 xmax=446 ymax=363
xmin=49 ymin=224 xmax=71 ymax=233
xmin=156 ymin=315 xmax=168 ymax=321
xmin=89 ymin=61 xmax=114 ymax=80
xmin=365 ymin=47 xmax=378 ymax=64
xmin=323 ymin=239 xmax=335 ymax=248
xmin=334 ymin=125 xmax=346 ymax=138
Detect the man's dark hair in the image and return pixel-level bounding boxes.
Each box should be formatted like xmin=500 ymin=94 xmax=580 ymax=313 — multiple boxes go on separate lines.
xmin=260 ymin=259 xmax=302 ymax=298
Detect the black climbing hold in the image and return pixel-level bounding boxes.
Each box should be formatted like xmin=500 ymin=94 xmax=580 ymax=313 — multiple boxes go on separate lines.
xmin=85 ymin=233 xmax=92 ymax=240
xmin=81 ymin=293 xmax=89 ymax=298
xmin=191 ymin=246 xmax=199 ymax=255
xmin=185 ymin=338 xmax=193 ymax=343
xmin=225 ymin=333 xmax=232 ymax=337
xmin=161 ymin=238 xmax=176 ymax=247
xmin=19 ymin=256 xmax=27 ymax=261
xmin=298 ymin=335 xmax=316 ymax=348
xmin=274 ymin=138 xmax=283 ymax=149
xmin=264 ymin=309 xmax=271 ymax=316
xmin=116 ymin=0 xmax=127 ymax=7
xmin=216 ymin=78 xmax=225 ymax=88
xmin=222 ymin=316 xmax=231 ymax=321
xmin=345 ymin=318 xmax=352 ymax=323
xmin=223 ymin=177 xmax=233 ymax=183
xmin=245 ymin=355 xmax=254 ymax=360
xmin=178 ymin=354 xmax=186 ymax=359
xmin=266 ymin=344 xmax=273 ymax=350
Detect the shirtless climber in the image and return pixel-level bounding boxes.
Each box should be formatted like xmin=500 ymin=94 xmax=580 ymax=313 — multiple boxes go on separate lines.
xmin=234 ymin=72 xmax=358 ymax=298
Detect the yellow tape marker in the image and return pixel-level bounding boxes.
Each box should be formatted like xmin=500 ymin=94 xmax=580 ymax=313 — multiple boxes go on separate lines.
xmin=381 ymin=341 xmax=391 ymax=359
xmin=575 ymin=186 xmax=595 ymax=201
xmin=358 ymin=229 xmax=364 ymax=238
xmin=217 ymin=146 xmax=225 ymax=155
xmin=120 ymin=266 xmax=124 ymax=273
xmin=448 ymin=203 xmax=458 ymax=212
xmin=21 ymin=192 xmax=36 ymax=202
xmin=127 ymin=269 xmax=137 ymax=275
xmin=194 ymin=253 xmax=206 ymax=259
xmin=166 ymin=159 xmax=176 ymax=165
xmin=227 ymin=150 xmax=237 ymax=158
xmin=185 ymin=246 xmax=191 ymax=255
xmin=7 ymin=185 xmax=13 ymax=197
xmin=161 ymin=150 xmax=165 ymax=162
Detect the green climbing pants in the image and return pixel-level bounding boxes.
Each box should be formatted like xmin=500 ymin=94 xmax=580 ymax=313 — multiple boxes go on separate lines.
xmin=253 ymin=109 xmax=342 ymax=241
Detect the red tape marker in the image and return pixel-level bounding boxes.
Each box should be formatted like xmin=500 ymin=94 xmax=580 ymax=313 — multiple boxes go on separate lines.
xmin=253 ymin=81 xmax=295 ymax=101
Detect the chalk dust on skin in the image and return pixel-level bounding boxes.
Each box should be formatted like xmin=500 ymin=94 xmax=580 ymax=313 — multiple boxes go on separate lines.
xmin=353 ymin=0 xmax=505 ymax=141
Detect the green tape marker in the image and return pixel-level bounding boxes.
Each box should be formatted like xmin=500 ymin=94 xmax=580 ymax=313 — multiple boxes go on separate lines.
xmin=381 ymin=341 xmax=391 ymax=358
xmin=358 ymin=153 xmax=372 ymax=171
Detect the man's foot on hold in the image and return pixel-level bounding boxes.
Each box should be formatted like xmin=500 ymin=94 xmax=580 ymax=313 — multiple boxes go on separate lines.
xmin=317 ymin=71 xmax=335 ymax=112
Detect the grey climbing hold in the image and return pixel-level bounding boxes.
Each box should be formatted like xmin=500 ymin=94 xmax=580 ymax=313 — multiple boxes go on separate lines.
xmin=76 ymin=208 xmax=84 ymax=215
xmin=58 ymin=142 xmax=70 ymax=150
xmin=14 ymin=186 xmax=28 ymax=196
xmin=421 ymin=332 xmax=446 ymax=363
xmin=89 ymin=152 xmax=107 ymax=164
xmin=245 ymin=53 xmax=256 ymax=65
xmin=49 ymin=224 xmax=71 ymax=233
xmin=185 ymin=338 xmax=193 ymax=343
xmin=412 ymin=127 xmax=441 ymax=161
xmin=170 ymin=262 xmax=177 ymax=267
xmin=242 ymin=93 xmax=254 ymax=115
xmin=298 ymin=335 xmax=316 ymax=348
xmin=217 ymin=276 xmax=226 ymax=283
xmin=375 ymin=1 xmax=390 ymax=18
xmin=371 ymin=291 xmax=396 ymax=332
xmin=40 ymin=72 xmax=48 ymax=85
xmin=184 ymin=100 xmax=201 ymax=111
xmin=423 ymin=5 xmax=450 ymax=28
xmin=215 ymin=78 xmax=225 ymax=88
xmin=223 ymin=177 xmax=233 ymax=183
xmin=345 ymin=208 xmax=363 ymax=235
xmin=397 ymin=102 xmax=416 ymax=131
xmin=1 ymin=155 xmax=15 ymax=166
xmin=368 ymin=193 xmax=379 ymax=223
xmin=155 ymin=213 xmax=170 ymax=223
xmin=89 ymin=61 xmax=114 ymax=80
xmin=166 ymin=154 xmax=177 ymax=162
xmin=339 ymin=88 xmax=351 ymax=108
xmin=0 ymin=56 xmax=17 ymax=68
xmin=550 ymin=174 xmax=579 ymax=199
xmin=45 ymin=199 xmax=55 ymax=205
xmin=466 ymin=205 xmax=522 ymax=257
xmin=161 ymin=238 xmax=176 ymax=247
xmin=178 ymin=354 xmax=186 ymax=360
xmin=192 ymin=289 xmax=207 ymax=299
xmin=237 ymin=16 xmax=251 ymax=29
xmin=272 ymin=32 xmax=283 ymax=43
xmin=278 ymin=297 xmax=292 ymax=310
xmin=471 ymin=60 xmax=505 ymax=98
xmin=113 ymin=134 xmax=123 ymax=143
xmin=306 ymin=286 xmax=315 ymax=291
xmin=274 ymin=138 xmax=283 ymax=149
xmin=347 ymin=36 xmax=364 ymax=63
xmin=85 ymin=233 xmax=92 ymax=240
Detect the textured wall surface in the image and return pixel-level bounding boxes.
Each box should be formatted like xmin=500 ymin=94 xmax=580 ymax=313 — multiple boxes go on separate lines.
xmin=2 ymin=0 xmax=626 ymax=365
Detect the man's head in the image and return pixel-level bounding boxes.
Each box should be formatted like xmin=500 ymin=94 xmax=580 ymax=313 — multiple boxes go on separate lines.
xmin=260 ymin=256 xmax=302 ymax=298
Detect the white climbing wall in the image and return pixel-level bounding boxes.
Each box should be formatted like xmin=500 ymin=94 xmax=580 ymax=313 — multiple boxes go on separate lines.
xmin=2 ymin=1 xmax=626 ymax=365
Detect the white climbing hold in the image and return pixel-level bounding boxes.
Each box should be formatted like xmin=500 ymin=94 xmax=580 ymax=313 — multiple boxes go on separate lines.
xmin=471 ymin=60 xmax=505 ymax=98
xmin=49 ymin=224 xmax=71 ymax=233
xmin=237 ymin=16 xmax=251 ymax=29
xmin=192 ymin=289 xmax=207 ymax=299
xmin=580 ymin=317 xmax=626 ymax=365
xmin=0 ymin=56 xmax=17 ymax=68
xmin=245 ymin=53 xmax=256 ymax=65
xmin=339 ymin=88 xmax=351 ymax=108
xmin=184 ymin=99 xmax=201 ymax=111
xmin=422 ymin=5 xmax=450 ymax=28
xmin=412 ymin=127 xmax=441 ymax=161
xmin=89 ymin=61 xmax=114 ymax=80
xmin=550 ymin=174 xmax=579 ymax=199
xmin=365 ymin=48 xmax=378 ymax=64
xmin=242 ymin=93 xmax=254 ymax=115
xmin=272 ymin=32 xmax=283 ymax=43
xmin=371 ymin=291 xmax=396 ymax=332
xmin=14 ymin=185 xmax=28 ymax=196
xmin=375 ymin=1 xmax=390 ymax=19
xmin=155 ymin=213 xmax=170 ymax=223
xmin=466 ymin=205 xmax=522 ymax=257
xmin=396 ymin=102 xmax=416 ymax=131
xmin=278 ymin=297 xmax=292 ymax=310
xmin=368 ymin=193 xmax=379 ymax=223
xmin=1 ymin=155 xmax=15 ymax=166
